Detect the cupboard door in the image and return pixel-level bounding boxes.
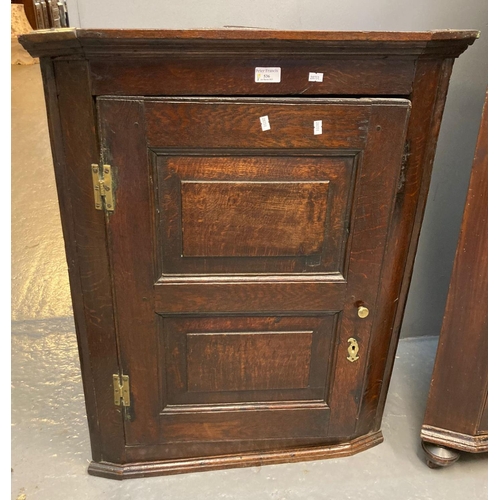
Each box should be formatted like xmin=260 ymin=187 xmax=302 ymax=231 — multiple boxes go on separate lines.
xmin=97 ymin=97 xmax=410 ymax=455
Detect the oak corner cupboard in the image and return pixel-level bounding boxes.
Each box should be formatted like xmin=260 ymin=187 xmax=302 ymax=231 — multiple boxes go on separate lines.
xmin=19 ymin=28 xmax=477 ymax=480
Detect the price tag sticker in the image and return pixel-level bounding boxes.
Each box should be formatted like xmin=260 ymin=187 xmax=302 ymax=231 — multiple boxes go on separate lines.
xmin=309 ymin=72 xmax=324 ymax=82
xmin=255 ymin=67 xmax=281 ymax=83
xmin=260 ymin=115 xmax=271 ymax=131
xmin=314 ymin=120 xmax=323 ymax=135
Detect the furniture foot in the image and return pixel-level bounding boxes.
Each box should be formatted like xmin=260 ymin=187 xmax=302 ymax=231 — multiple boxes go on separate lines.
xmin=422 ymin=440 xmax=460 ymax=468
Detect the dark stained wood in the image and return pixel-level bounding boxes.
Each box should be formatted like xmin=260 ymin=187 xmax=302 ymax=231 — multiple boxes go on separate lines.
xmin=97 ymin=97 xmax=159 ymax=447
xmin=421 ymin=427 xmax=487 ymax=456
xmin=327 ymin=103 xmax=409 ymax=436
xmin=157 ymin=153 xmax=354 ymax=276
xmin=99 ymin=96 xmax=410 ymax=452
xmin=121 ymin=429 xmax=377 ymax=463
xmin=358 ymin=58 xmax=458 ymax=435
xmin=24 ymin=29 xmax=476 ymax=479
xmin=478 ymin=397 xmax=488 ymax=433
xmin=154 ymin=281 xmax=347 ymax=313
xmin=39 ymin=58 xmax=125 ymax=464
xmin=186 ymin=331 xmax=313 ymax=392
xmin=88 ymin=431 xmax=383 ymax=479
xmin=421 ymin=94 xmax=488 ymax=461
xmin=180 ymin=181 xmax=329 ymax=257
xmin=160 ymin=407 xmax=331 ymax=442
xmin=161 ymin=315 xmax=336 ymax=407
xmin=145 ymin=99 xmax=372 ymax=149
xmin=90 ymin=58 xmax=416 ymax=97
xmin=19 ymin=28 xmax=479 ymax=59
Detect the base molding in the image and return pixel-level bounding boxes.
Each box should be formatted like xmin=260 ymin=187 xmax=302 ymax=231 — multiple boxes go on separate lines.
xmin=88 ymin=431 xmax=383 ymax=480
xmin=421 ymin=425 xmax=488 ymax=453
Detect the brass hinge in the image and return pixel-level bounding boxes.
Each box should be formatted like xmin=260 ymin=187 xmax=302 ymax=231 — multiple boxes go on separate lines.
xmin=91 ymin=163 xmax=114 ymax=211
xmin=397 ymin=141 xmax=411 ymax=193
xmin=113 ymin=374 xmax=130 ymax=407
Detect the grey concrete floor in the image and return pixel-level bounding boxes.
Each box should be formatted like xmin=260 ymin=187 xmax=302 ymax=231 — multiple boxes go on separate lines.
xmin=11 ymin=64 xmax=488 ymax=499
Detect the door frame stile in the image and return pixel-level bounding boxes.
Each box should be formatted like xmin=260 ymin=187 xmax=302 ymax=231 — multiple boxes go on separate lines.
xmin=42 ymin=57 xmax=127 ymax=464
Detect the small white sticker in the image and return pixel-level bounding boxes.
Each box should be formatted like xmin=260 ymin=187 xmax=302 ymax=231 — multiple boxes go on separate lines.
xmin=260 ymin=115 xmax=271 ymax=131
xmin=255 ymin=67 xmax=281 ymax=83
xmin=309 ymin=72 xmax=324 ymax=82
xmin=314 ymin=120 xmax=323 ymax=135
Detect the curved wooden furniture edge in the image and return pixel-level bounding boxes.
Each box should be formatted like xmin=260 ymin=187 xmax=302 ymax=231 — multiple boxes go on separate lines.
xmin=88 ymin=431 xmax=383 ymax=480
xmin=421 ymin=425 xmax=488 ymax=454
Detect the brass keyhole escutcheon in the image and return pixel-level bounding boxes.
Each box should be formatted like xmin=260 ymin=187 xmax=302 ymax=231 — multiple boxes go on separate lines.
xmin=347 ymin=338 xmax=359 ymax=363
xmin=357 ymin=305 xmax=369 ymax=319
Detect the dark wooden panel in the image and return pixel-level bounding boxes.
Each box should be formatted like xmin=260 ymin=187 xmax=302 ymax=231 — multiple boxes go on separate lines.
xmin=154 ymin=281 xmax=346 ymax=313
xmin=181 ymin=181 xmax=329 ymax=257
xmin=161 ymin=315 xmax=337 ymax=407
xmin=90 ymin=58 xmax=416 ymax=96
xmin=162 ymin=154 xmax=352 ymax=181
xmin=98 ymin=97 xmax=160 ymax=447
xmin=327 ymin=103 xmax=410 ymax=436
xmin=358 ymin=58 xmax=458 ymax=435
xmin=45 ymin=59 xmax=125 ymax=464
xmin=158 ymin=154 xmax=354 ymax=276
xmin=145 ymin=99 xmax=370 ymax=149
xmin=160 ymin=408 xmax=330 ymax=442
xmin=422 ymin=95 xmax=488 ymax=438
xmin=186 ymin=332 xmax=313 ymax=392
xmin=19 ymin=28 xmax=479 ymax=59
xmin=478 ymin=397 xmax=488 ymax=433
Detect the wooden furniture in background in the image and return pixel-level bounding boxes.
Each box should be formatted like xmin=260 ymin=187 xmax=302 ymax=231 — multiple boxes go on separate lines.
xmin=19 ymin=29 xmax=477 ymax=479
xmin=421 ymin=94 xmax=488 ymax=468
xmin=11 ymin=4 xmax=37 ymax=65
xmin=11 ymin=1 xmax=36 ymax=30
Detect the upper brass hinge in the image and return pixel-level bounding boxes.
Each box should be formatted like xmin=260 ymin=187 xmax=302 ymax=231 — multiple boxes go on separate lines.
xmin=397 ymin=141 xmax=411 ymax=193
xmin=91 ymin=163 xmax=114 ymax=211
xmin=113 ymin=373 xmax=130 ymax=407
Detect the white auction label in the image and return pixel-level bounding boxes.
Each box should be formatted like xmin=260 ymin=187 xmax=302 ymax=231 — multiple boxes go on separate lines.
xmin=255 ymin=67 xmax=281 ymax=83
xmin=309 ymin=72 xmax=324 ymax=82
xmin=260 ymin=115 xmax=271 ymax=131
xmin=314 ymin=120 xmax=323 ymax=135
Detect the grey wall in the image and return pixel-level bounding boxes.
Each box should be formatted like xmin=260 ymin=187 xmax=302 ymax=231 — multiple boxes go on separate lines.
xmin=67 ymin=0 xmax=487 ymax=338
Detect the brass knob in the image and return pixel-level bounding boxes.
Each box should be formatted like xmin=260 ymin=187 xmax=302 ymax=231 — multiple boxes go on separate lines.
xmin=357 ymin=306 xmax=369 ymax=319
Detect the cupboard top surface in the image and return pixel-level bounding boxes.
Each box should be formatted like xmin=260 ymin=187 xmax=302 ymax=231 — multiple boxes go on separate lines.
xmin=19 ymin=28 xmax=479 ymax=58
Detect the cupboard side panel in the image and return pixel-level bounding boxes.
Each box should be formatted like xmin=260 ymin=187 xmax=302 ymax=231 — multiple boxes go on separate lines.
xmin=47 ymin=59 xmax=125 ymax=463
xmin=358 ymin=58 xmax=456 ymax=434
xmin=423 ymin=95 xmax=488 ymax=436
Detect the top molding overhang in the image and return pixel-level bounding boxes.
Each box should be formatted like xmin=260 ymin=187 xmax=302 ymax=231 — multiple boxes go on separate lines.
xmin=19 ymin=28 xmax=480 ymax=59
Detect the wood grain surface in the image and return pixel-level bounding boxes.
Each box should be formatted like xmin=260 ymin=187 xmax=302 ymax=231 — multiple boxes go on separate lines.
xmin=99 ymin=96 xmax=410 ymax=452
xmin=421 ymin=95 xmax=487 ymax=448
xmin=157 ymin=153 xmax=353 ymax=276
xmin=28 ymin=29 xmax=476 ymax=477
xmin=180 ymin=181 xmax=329 ymax=257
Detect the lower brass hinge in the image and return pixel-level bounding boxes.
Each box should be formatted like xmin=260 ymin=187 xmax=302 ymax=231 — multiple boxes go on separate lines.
xmin=92 ymin=163 xmax=115 ymax=211
xmin=113 ymin=374 xmax=130 ymax=407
